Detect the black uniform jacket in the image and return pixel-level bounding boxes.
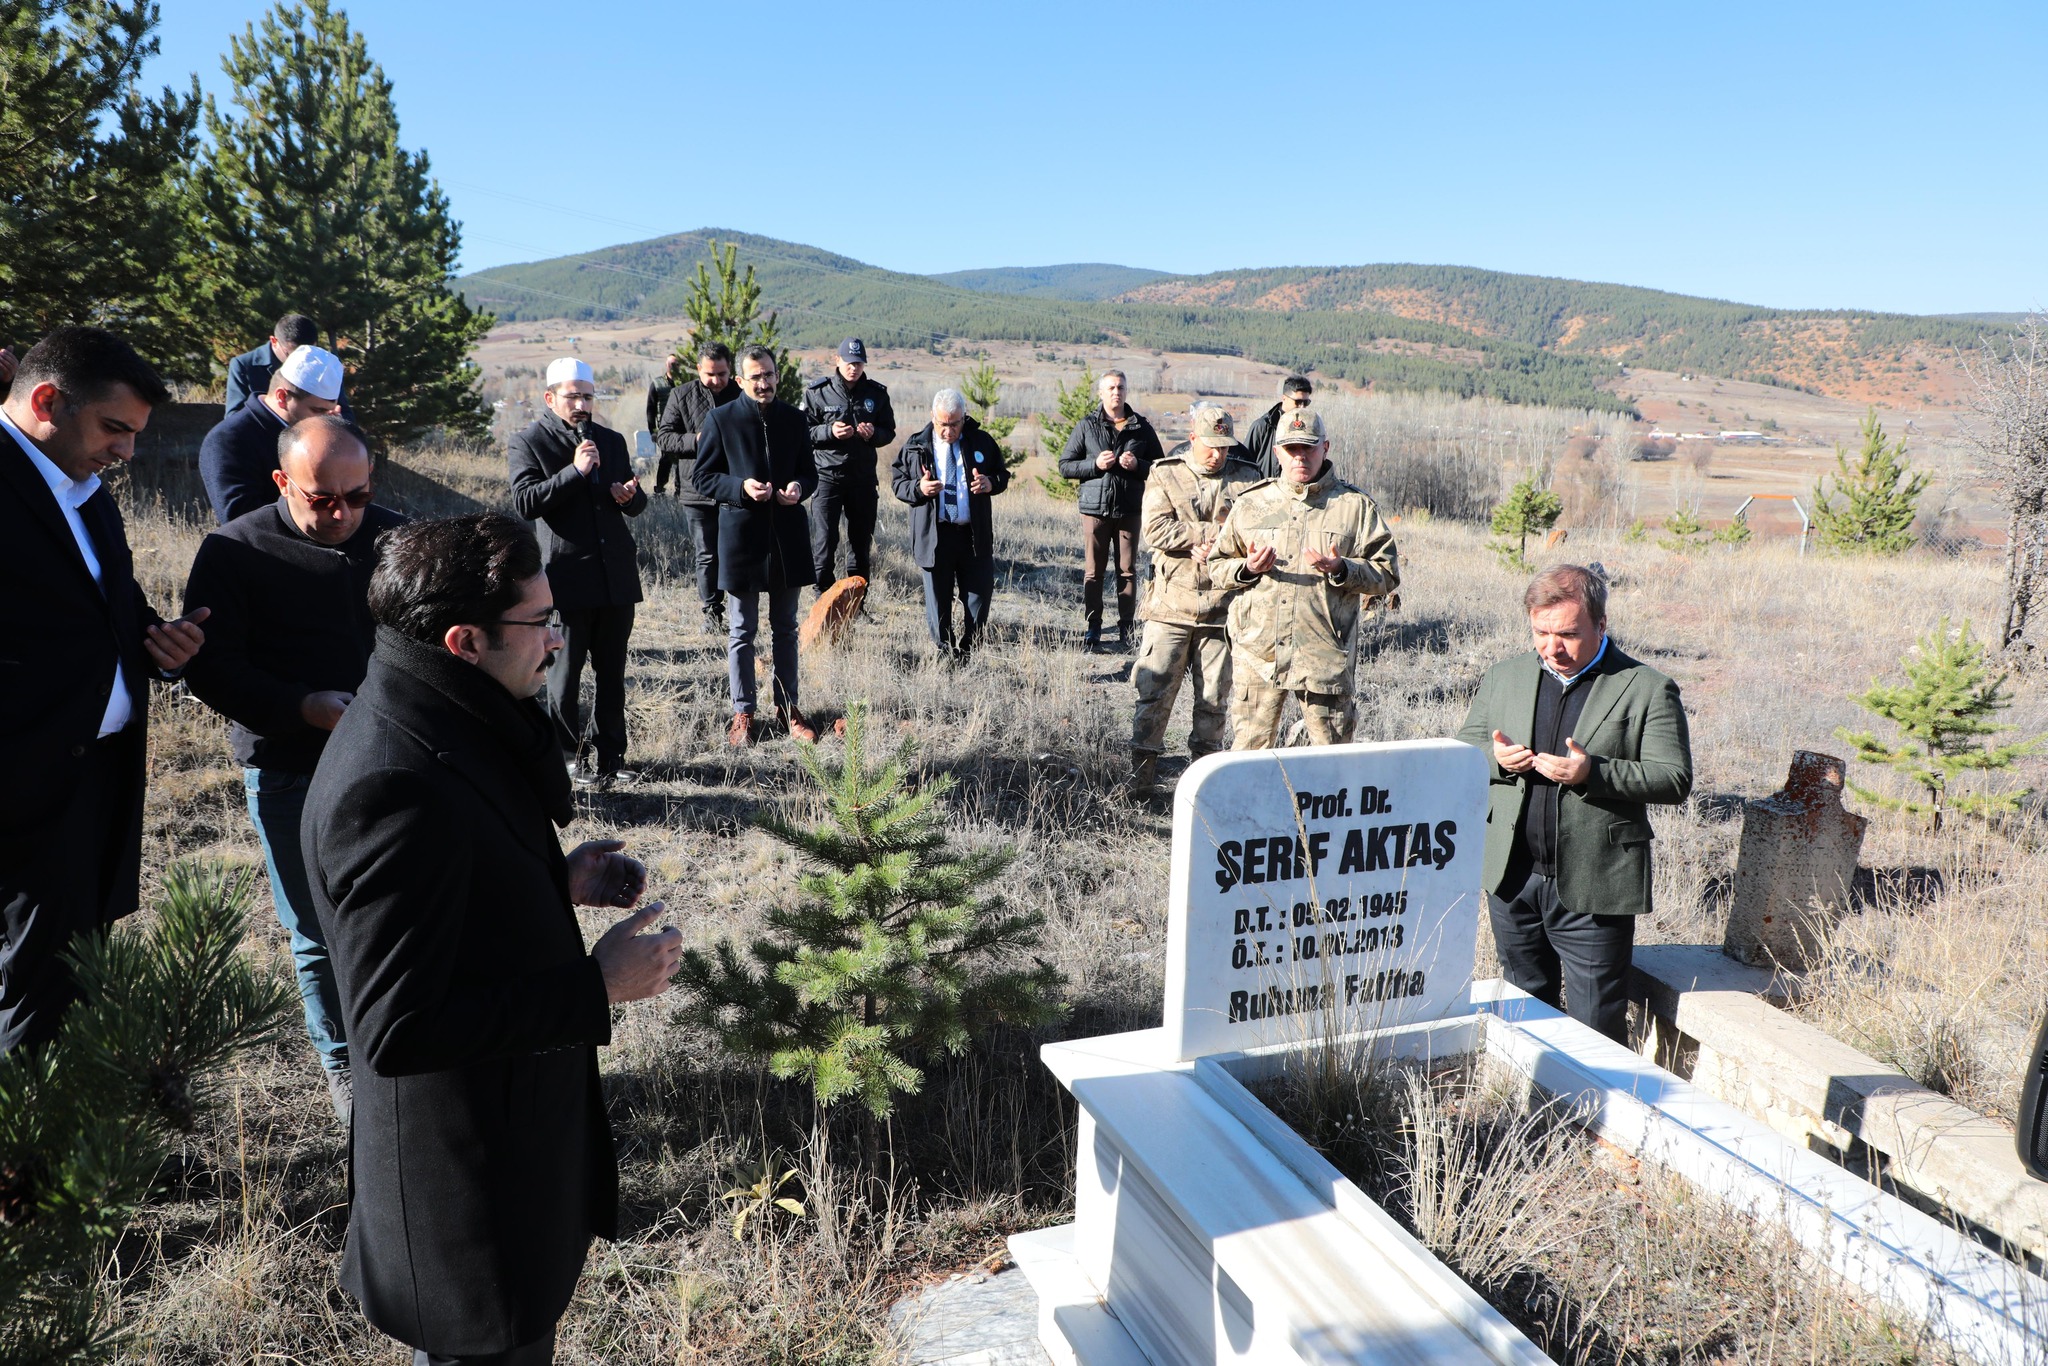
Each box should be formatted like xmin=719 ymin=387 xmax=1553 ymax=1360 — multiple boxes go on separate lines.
xmin=692 ymin=393 xmax=818 ymax=593
xmin=0 ymin=426 xmax=166 ymax=920
xmin=181 ymin=500 xmax=406 ymax=772
xmin=891 ymin=417 xmax=1009 ymax=568
xmin=1057 ymin=405 xmax=1162 ymax=519
xmin=656 ymin=379 xmax=742 ymax=509
xmin=303 ymin=628 xmax=617 ymax=1357
xmin=802 ymin=372 xmax=897 ymax=476
xmin=507 ymin=412 xmax=647 ymax=611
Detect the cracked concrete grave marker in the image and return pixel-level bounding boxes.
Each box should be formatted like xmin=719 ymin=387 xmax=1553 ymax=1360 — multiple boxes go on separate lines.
xmin=1165 ymin=738 xmax=1489 ymax=1060
xmin=1722 ymin=750 xmax=1867 ymax=970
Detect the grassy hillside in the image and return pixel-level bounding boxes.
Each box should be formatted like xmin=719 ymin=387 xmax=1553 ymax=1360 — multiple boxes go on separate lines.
xmin=1117 ymin=263 xmax=1987 ymax=401
xmin=926 ymin=262 xmax=1174 ymax=300
xmin=457 ymin=231 xmax=1634 ymax=412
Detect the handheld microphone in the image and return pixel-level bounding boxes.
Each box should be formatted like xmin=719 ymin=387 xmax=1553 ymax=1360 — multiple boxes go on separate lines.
xmin=573 ymin=420 xmax=600 ymax=483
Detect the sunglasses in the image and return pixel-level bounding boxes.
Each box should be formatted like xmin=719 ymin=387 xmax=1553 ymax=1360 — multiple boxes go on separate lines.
xmin=284 ymin=472 xmax=374 ymax=511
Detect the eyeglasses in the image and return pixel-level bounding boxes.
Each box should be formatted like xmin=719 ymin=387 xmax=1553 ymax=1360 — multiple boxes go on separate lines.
xmin=493 ymin=610 xmax=564 ymax=633
xmin=283 ymin=473 xmax=375 ymax=511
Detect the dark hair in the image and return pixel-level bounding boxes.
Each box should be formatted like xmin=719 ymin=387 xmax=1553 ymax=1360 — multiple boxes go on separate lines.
xmin=11 ymin=326 xmax=170 ymax=408
xmin=698 ymin=341 xmax=732 ymax=365
xmin=274 ymin=314 xmax=319 ymax=346
xmin=278 ymin=412 xmax=370 ymax=471
xmin=368 ymin=513 xmax=541 ymax=644
xmin=737 ymin=344 xmax=776 ymax=374
xmin=1281 ymin=374 xmax=1313 ymax=398
xmin=1524 ymin=563 xmax=1607 ymax=625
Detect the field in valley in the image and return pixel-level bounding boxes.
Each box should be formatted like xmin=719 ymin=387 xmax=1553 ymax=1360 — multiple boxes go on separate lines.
xmin=98 ymin=385 xmax=2048 ymax=1361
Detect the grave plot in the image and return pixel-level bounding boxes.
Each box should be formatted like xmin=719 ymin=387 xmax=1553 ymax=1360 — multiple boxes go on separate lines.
xmin=1012 ymin=740 xmax=2048 ymax=1366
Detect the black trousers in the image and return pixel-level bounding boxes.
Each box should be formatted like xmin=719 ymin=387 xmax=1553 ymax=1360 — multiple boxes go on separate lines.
xmin=923 ymin=524 xmax=994 ymax=658
xmin=414 ymin=1326 xmax=555 ymax=1366
xmin=810 ymin=470 xmax=877 ymax=586
xmin=548 ymin=603 xmax=634 ymax=772
xmin=680 ymin=503 xmax=720 ymax=611
xmin=0 ymin=727 xmax=141 ymax=1055
xmin=1488 ymin=865 xmax=1636 ymax=1042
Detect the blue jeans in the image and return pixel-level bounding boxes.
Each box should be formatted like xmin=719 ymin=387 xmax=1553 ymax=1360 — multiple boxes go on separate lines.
xmin=245 ymin=768 xmax=347 ymax=1073
xmin=726 ymin=586 xmax=802 ymax=714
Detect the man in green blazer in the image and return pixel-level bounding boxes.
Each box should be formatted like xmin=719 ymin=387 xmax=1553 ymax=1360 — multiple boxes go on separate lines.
xmin=1456 ymin=564 xmax=1692 ymax=1040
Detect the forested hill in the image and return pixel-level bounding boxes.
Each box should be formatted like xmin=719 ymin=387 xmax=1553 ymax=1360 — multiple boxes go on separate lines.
xmin=926 ymin=263 xmax=1172 ymax=300
xmin=1112 ymin=263 xmax=1989 ymax=404
xmin=456 ymin=231 xmax=1635 ymax=412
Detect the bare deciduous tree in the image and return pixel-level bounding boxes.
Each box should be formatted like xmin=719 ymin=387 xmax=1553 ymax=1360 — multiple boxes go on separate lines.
xmin=1960 ymin=313 xmax=2048 ymax=658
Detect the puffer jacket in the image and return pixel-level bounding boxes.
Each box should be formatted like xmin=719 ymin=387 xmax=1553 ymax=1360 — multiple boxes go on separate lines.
xmin=1138 ymin=443 xmax=1263 ymax=627
xmin=803 ymin=372 xmax=897 ymax=476
xmin=1056 ymin=405 xmax=1162 ymax=519
xmin=1210 ymin=468 xmax=1400 ymax=692
xmin=656 ymin=379 xmax=743 ymax=508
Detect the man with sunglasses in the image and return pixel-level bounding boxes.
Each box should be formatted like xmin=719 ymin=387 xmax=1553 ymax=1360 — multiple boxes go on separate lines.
xmin=182 ymin=414 xmax=404 ymax=1123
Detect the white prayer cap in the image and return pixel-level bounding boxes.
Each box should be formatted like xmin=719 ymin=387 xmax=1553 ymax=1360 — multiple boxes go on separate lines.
xmin=545 ymin=357 xmax=594 ymax=389
xmin=277 ymin=344 xmax=343 ymax=401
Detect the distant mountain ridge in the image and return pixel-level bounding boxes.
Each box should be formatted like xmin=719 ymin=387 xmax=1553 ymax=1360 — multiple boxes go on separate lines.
xmin=926 ymin=263 xmax=1172 ymax=300
xmin=457 ymin=231 xmax=1995 ymax=410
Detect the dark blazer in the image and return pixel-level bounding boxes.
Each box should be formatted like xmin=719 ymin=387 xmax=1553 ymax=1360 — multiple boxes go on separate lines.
xmin=181 ymin=501 xmax=406 ymax=772
xmin=891 ymin=417 xmax=1009 ymax=568
xmin=200 ymin=397 xmax=288 ymax=525
xmin=0 ymin=425 xmax=165 ymax=921
xmin=693 ymin=394 xmax=818 ymax=593
xmin=1057 ymin=405 xmax=1161 ymax=519
xmin=507 ymin=412 xmax=647 ymax=611
xmin=803 ymin=371 xmax=897 ymax=476
xmin=1456 ymin=645 xmax=1693 ymax=917
xmin=656 ymin=379 xmax=742 ymax=509
xmin=303 ymin=629 xmax=617 ymax=1357
xmin=223 ymin=341 xmax=277 ymax=415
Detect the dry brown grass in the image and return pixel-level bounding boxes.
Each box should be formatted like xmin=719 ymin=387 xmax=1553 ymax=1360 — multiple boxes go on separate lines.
xmin=92 ymin=417 xmax=2047 ymax=1362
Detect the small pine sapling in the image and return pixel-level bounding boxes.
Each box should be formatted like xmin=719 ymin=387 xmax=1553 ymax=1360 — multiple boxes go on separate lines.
xmin=1811 ymin=409 xmax=1929 ymax=555
xmin=676 ymin=704 xmax=1064 ymax=1121
xmin=1487 ymin=476 xmax=1562 ymax=570
xmin=1035 ymin=365 xmax=1097 ymax=501
xmin=1837 ymin=617 xmax=2042 ymax=831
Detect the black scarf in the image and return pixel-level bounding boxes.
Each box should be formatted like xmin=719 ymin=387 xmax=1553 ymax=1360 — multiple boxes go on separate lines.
xmin=372 ymin=626 xmax=574 ymax=828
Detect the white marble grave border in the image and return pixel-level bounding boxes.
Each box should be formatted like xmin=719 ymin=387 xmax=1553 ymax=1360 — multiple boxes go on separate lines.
xmin=1015 ymin=986 xmax=2048 ymax=1366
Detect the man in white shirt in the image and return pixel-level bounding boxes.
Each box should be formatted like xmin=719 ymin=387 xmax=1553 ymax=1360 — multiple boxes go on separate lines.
xmin=0 ymin=327 xmax=208 ymax=1054
xmin=891 ymin=389 xmax=1009 ymax=660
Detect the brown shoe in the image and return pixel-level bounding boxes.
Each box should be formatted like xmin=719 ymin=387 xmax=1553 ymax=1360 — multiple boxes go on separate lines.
xmin=779 ymin=706 xmax=818 ymax=744
xmin=727 ymin=712 xmax=755 ymax=748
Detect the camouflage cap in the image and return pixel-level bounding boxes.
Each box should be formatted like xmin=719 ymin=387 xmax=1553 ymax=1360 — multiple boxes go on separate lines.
xmin=1273 ymin=408 xmax=1327 ymax=447
xmin=1190 ymin=404 xmax=1235 ymax=447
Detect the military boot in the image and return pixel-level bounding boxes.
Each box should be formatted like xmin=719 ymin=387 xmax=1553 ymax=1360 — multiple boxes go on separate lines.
xmin=1127 ymin=749 xmax=1161 ymax=797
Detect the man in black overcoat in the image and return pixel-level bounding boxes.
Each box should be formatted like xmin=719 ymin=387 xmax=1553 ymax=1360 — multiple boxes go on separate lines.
xmin=891 ymin=387 xmax=1009 ymax=660
xmin=655 ymin=342 xmax=741 ymax=634
xmin=693 ymin=345 xmax=819 ymax=746
xmin=508 ymin=357 xmax=648 ymax=788
xmin=303 ymin=513 xmax=682 ymax=1365
xmin=0 ymin=327 xmax=208 ymax=1055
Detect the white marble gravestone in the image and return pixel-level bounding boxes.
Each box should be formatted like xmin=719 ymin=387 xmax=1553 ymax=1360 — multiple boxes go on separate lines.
xmin=1164 ymin=738 xmax=1489 ymax=1061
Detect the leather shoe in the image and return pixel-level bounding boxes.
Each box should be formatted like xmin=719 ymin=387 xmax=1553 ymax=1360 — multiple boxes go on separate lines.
xmin=727 ymin=712 xmax=755 ymax=748
xmin=779 ymin=706 xmax=818 ymax=743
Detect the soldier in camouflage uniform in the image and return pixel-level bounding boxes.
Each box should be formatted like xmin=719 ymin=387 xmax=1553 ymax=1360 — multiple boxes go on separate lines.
xmin=1129 ymin=405 xmax=1263 ymax=793
xmin=1210 ymin=409 xmax=1399 ymax=748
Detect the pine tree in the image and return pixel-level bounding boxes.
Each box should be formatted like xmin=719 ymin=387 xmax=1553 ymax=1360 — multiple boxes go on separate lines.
xmin=1487 ymin=476 xmax=1562 ymax=569
xmin=0 ymin=863 xmax=294 ymax=1364
xmin=961 ymin=358 xmax=1019 ymax=464
xmin=1836 ymin=618 xmax=2042 ymax=831
xmin=676 ymin=704 xmax=1064 ymax=1121
xmin=1035 ymin=364 xmax=1097 ymax=501
xmin=1810 ymin=410 xmax=1929 ymax=555
xmin=186 ymin=0 xmax=491 ymax=447
xmin=0 ymin=2 xmax=205 ymax=376
xmin=673 ymin=241 xmax=802 ymax=406
xmin=1656 ymin=505 xmax=1704 ymax=553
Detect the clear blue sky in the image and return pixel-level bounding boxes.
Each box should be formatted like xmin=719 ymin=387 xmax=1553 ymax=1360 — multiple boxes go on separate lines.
xmin=149 ymin=0 xmax=2047 ymax=315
